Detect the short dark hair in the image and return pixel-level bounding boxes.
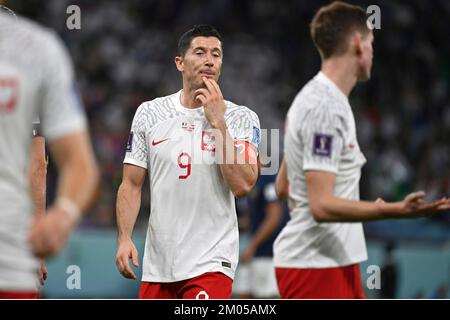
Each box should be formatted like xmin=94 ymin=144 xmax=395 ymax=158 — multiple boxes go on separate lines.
xmin=310 ymin=1 xmax=370 ymax=60
xmin=177 ymin=24 xmax=223 ymax=57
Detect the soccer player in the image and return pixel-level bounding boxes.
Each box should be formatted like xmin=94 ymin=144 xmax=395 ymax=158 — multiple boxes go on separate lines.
xmin=273 ymin=1 xmax=450 ymax=299
xmin=0 ymin=9 xmax=99 ymax=298
xmin=115 ymin=25 xmax=261 ymax=299
xmin=234 ymin=174 xmax=287 ymax=298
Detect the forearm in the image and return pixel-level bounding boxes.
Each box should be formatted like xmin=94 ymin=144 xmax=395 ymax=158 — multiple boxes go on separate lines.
xmin=275 ymin=159 xmax=288 ymax=199
xmin=54 ymin=152 xmax=99 ymax=214
xmin=29 ymin=137 xmax=47 ymax=216
xmin=214 ymin=122 xmax=257 ymax=197
xmin=313 ymin=195 xmax=401 ymax=222
xmin=116 ymin=181 xmax=142 ymax=240
xmin=49 ymin=132 xmax=99 ymax=215
xmin=30 ymin=165 xmax=46 ymax=216
xmin=307 ymin=170 xmax=450 ymax=223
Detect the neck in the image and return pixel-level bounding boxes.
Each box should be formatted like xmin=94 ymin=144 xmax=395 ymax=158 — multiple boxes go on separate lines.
xmin=180 ymin=80 xmax=202 ymax=109
xmin=321 ymin=56 xmax=358 ymax=97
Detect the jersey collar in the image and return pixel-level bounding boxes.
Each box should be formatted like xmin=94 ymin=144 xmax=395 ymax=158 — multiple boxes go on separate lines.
xmin=174 ymin=90 xmax=205 ymax=117
xmin=315 ymin=72 xmax=349 ymax=105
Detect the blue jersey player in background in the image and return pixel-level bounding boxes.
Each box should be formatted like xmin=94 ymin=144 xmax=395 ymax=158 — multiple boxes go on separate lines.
xmin=234 ymin=174 xmax=288 ymax=298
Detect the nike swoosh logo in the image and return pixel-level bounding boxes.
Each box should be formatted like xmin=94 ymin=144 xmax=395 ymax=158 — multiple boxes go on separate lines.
xmin=152 ymin=138 xmax=169 ymax=146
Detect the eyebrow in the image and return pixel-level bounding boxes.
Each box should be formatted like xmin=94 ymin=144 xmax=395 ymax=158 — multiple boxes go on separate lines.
xmin=192 ymin=46 xmax=222 ymax=53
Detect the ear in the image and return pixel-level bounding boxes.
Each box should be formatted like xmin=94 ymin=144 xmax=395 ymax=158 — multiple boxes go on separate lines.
xmin=353 ymin=32 xmax=364 ymax=56
xmin=175 ymin=56 xmax=184 ymax=72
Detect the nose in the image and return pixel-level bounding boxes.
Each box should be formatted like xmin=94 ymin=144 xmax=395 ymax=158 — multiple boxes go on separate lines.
xmin=204 ymin=52 xmax=214 ymax=67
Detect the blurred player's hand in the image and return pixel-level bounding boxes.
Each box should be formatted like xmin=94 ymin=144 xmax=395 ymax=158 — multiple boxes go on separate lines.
xmin=115 ymin=237 xmax=139 ymax=280
xmin=28 ymin=206 xmax=77 ymax=258
xmin=38 ymin=259 xmax=48 ymax=286
xmin=241 ymin=244 xmax=257 ymax=265
xmin=396 ymin=191 xmax=450 ymax=218
xmin=195 ymin=77 xmax=226 ymax=129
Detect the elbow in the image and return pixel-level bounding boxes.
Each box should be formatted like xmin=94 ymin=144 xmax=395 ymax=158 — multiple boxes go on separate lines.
xmin=232 ymin=186 xmax=251 ymax=199
xmin=232 ymin=173 xmax=257 ymax=198
xmin=275 ymin=184 xmax=288 ymax=199
xmin=232 ymin=183 xmax=254 ymax=199
xmin=310 ymin=203 xmax=329 ymax=223
xmin=275 ymin=172 xmax=289 ymax=199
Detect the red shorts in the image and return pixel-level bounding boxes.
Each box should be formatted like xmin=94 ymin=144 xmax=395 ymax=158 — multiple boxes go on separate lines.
xmin=0 ymin=291 xmax=39 ymax=299
xmin=275 ymin=264 xmax=366 ymax=299
xmin=139 ymin=272 xmax=233 ymax=299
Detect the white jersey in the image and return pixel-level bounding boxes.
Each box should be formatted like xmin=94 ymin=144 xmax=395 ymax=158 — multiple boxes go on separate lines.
xmin=124 ymin=90 xmax=261 ymax=282
xmin=273 ymin=72 xmax=368 ymax=269
xmin=0 ymin=13 xmax=87 ymax=290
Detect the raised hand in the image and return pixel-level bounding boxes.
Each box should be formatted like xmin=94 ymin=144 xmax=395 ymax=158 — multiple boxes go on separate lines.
xmin=195 ymin=77 xmax=226 ymax=129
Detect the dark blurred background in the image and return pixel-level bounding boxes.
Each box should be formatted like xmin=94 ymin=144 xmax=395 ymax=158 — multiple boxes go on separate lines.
xmin=5 ymin=0 xmax=450 ymax=298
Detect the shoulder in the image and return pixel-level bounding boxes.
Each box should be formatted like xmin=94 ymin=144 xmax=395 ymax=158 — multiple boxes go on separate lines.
xmin=289 ymin=81 xmax=346 ymax=128
xmin=22 ymin=17 xmax=69 ymax=59
xmin=7 ymin=15 xmax=53 ymax=42
xmin=138 ymin=93 xmax=175 ymax=111
xmin=1 ymin=15 xmax=70 ymax=67
xmin=133 ymin=92 xmax=180 ymax=128
xmin=224 ymin=100 xmax=260 ymax=124
xmin=292 ymin=77 xmax=339 ymax=110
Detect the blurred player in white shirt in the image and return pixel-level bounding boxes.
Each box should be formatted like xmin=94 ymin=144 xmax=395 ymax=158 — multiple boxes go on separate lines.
xmin=0 ymin=8 xmax=99 ymax=298
xmin=274 ymin=1 xmax=450 ymax=299
xmin=115 ymin=25 xmax=260 ymax=299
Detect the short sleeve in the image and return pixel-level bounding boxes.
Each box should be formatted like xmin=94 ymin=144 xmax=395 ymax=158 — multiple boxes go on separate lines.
xmin=301 ymin=107 xmax=344 ymax=174
xmin=123 ymin=104 xmax=148 ymax=169
xmin=39 ymin=32 xmax=87 ymax=142
xmin=226 ymin=107 xmax=261 ymax=151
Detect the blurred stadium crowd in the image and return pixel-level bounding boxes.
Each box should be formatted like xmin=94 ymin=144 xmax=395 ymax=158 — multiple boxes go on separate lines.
xmin=7 ymin=0 xmax=450 ymax=239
